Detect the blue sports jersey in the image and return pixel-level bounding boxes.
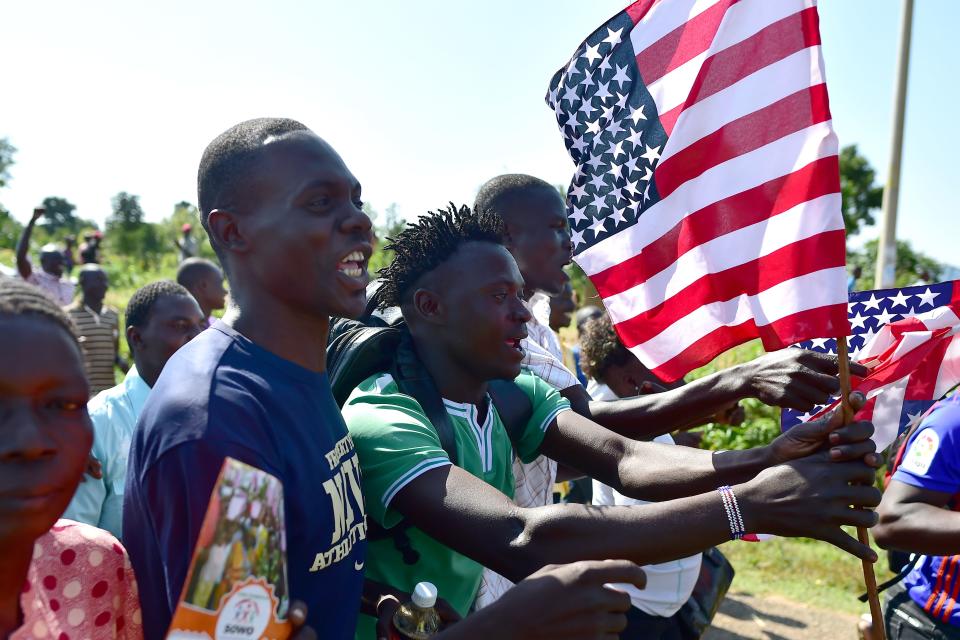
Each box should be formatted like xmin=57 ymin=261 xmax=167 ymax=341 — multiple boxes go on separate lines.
xmin=123 ymin=321 xmax=367 ymax=640
xmin=892 ymin=393 xmax=960 ymax=627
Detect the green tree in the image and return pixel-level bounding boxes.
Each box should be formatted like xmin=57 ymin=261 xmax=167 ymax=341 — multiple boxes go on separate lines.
xmin=848 ymin=239 xmax=943 ymax=289
xmin=39 ymin=196 xmax=80 ymax=234
xmin=366 ymin=202 xmax=406 ymax=275
xmin=0 ymin=138 xmax=15 ymax=190
xmin=839 ymin=144 xmax=883 ymax=237
xmin=0 ymin=139 xmax=20 ymax=249
xmin=104 ymin=192 xmax=166 ymax=268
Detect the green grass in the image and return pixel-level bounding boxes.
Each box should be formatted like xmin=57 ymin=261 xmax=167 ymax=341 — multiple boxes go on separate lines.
xmin=719 ymin=531 xmax=894 ymax=615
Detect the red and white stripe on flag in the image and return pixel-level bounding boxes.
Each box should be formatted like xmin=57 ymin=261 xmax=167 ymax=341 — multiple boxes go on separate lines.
xmin=575 ymin=0 xmax=850 ymax=381
xmin=808 ymin=304 xmax=960 ymax=451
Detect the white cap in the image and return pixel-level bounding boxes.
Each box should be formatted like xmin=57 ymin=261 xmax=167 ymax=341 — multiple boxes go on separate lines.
xmin=412 ymin=581 xmax=438 ymax=608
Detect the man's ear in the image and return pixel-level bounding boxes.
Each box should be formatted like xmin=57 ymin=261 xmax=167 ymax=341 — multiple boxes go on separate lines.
xmin=126 ymin=326 xmax=143 ymax=353
xmin=207 ymin=209 xmax=249 ymax=256
xmin=412 ymin=288 xmax=444 ymax=325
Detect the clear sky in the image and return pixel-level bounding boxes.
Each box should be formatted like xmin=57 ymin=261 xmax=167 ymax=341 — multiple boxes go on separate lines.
xmin=1 ymin=0 xmax=956 ymax=266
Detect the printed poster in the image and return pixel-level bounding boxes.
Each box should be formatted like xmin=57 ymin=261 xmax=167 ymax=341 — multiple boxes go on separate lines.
xmin=167 ymin=457 xmax=292 ymax=640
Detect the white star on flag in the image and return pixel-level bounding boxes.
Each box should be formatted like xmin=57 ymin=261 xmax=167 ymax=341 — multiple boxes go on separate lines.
xmin=862 ymin=294 xmax=882 ymax=311
xmin=850 ymin=313 xmax=868 ymax=330
xmin=569 ymin=206 xmax=588 ymax=225
xmin=611 ymin=206 xmax=628 ymax=225
xmin=582 ymin=43 xmax=602 ymax=65
xmin=628 ymin=104 xmax=646 ymax=125
xmin=889 ymin=290 xmax=912 ymax=309
xmin=571 ymin=228 xmax=585 ymax=248
xmin=589 ymin=216 xmax=608 ymax=237
xmin=602 ymin=27 xmax=623 ymax=46
xmin=874 ymin=307 xmax=896 ymax=327
xmin=610 ymin=65 xmax=631 ymax=88
xmin=917 ymin=288 xmax=938 ymax=307
xmin=640 ymin=144 xmax=662 ymax=164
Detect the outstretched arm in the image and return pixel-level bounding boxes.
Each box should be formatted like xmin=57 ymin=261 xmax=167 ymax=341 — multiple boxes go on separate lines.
xmin=875 ymin=481 xmax=960 ymax=556
xmin=390 ymin=447 xmax=879 ymax=587
xmin=576 ymin=350 xmax=866 ymax=440
xmin=16 ymin=207 xmax=44 ymax=279
xmin=543 ymin=392 xmax=878 ymax=502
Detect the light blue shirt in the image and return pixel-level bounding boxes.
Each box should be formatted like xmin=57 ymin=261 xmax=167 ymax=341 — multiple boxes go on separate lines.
xmin=64 ymin=366 xmax=151 ymax=539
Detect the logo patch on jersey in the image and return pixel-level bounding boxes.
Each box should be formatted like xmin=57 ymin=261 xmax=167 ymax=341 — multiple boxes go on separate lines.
xmin=901 ymin=429 xmax=941 ymax=476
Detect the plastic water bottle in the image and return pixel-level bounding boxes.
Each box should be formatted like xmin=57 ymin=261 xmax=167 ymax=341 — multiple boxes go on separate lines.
xmin=392 ymin=581 xmax=442 ymax=639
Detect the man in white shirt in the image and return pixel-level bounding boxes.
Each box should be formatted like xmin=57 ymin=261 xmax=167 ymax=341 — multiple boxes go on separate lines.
xmin=581 ymin=313 xmax=704 ymax=638
xmin=15 ymin=207 xmax=75 ymax=306
xmin=64 ymin=280 xmax=204 ymax=538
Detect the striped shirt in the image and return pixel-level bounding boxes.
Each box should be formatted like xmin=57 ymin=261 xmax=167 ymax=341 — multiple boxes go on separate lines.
xmin=67 ymin=303 xmax=119 ymax=395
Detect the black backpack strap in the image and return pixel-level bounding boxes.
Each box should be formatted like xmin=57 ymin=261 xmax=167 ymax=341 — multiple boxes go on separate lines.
xmin=392 ymin=329 xmax=459 ymax=466
xmin=488 ymin=379 xmax=534 ymax=448
xmin=369 ymin=329 xmax=459 ymax=566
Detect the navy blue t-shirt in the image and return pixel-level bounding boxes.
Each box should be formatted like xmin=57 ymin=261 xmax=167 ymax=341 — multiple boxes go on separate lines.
xmin=123 ymin=321 xmax=367 ymax=640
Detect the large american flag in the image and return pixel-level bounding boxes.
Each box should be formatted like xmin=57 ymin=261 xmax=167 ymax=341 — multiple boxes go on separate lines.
xmin=546 ymin=0 xmax=849 ymax=382
xmin=782 ymin=281 xmax=960 ymax=451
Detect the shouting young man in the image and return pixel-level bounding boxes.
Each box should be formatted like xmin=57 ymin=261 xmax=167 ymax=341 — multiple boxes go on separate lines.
xmin=342 ymin=205 xmax=881 ymax=636
xmin=123 ymin=119 xmax=650 ymax=640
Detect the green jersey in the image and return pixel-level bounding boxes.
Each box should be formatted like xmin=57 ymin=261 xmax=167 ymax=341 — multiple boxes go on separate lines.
xmin=343 ymin=371 xmax=570 ymax=638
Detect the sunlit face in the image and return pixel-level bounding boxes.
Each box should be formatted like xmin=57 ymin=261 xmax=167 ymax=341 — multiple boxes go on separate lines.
xmin=229 ymin=132 xmax=374 ymax=320
xmin=427 ymin=242 xmax=532 ymax=382
xmin=501 ymin=188 xmax=573 ymax=297
xmin=0 ymin=316 xmax=92 ymax=542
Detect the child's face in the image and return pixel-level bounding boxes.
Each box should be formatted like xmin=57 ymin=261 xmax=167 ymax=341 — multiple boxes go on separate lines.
xmin=0 ymin=316 xmax=92 ymax=542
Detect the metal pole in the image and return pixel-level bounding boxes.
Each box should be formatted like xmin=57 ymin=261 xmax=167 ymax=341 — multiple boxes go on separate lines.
xmin=875 ymin=0 xmax=914 ymax=288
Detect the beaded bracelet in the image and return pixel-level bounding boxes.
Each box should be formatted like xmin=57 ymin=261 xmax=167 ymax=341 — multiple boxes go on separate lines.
xmin=717 ymin=485 xmax=745 ymax=540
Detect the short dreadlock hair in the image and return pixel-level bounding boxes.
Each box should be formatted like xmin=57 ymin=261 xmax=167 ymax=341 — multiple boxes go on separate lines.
xmin=474 ymin=174 xmax=559 ymax=219
xmin=0 ymin=278 xmax=78 ymax=346
xmin=579 ymin=314 xmax=633 ymax=382
xmin=124 ymin=280 xmax=194 ymax=352
xmin=197 ymin=118 xmax=311 ymax=265
xmin=377 ymin=203 xmax=505 ymax=309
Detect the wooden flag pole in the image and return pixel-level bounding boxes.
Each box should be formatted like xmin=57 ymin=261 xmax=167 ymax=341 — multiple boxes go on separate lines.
xmin=837 ymin=337 xmax=886 ymax=640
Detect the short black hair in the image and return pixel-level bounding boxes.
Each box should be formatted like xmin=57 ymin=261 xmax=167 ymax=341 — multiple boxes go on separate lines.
xmin=579 ymin=314 xmax=633 ymax=382
xmin=377 ymin=203 xmax=505 ymax=309
xmin=124 ymin=280 xmax=194 ymax=350
xmin=176 ymin=258 xmax=221 ymax=290
xmin=197 ymin=118 xmax=310 ymax=263
xmin=0 ymin=278 xmax=78 ymax=345
xmin=474 ymin=174 xmax=559 ymax=219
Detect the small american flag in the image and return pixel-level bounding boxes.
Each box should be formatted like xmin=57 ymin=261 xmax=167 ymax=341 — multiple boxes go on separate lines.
xmin=546 ymin=0 xmax=849 ymax=382
xmin=783 ymin=281 xmax=960 ymax=451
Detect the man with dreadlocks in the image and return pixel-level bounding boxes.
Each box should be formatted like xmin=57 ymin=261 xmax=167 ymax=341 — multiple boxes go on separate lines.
xmin=342 ymin=203 xmax=883 ymax=637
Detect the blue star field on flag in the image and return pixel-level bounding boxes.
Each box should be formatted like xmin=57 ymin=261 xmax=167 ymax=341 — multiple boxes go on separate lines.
xmin=546 ymin=10 xmax=668 ymax=254
xmin=781 ymin=280 xmax=958 ymax=431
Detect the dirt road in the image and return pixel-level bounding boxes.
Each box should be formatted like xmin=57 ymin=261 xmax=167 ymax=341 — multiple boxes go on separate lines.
xmin=704 ymin=591 xmax=862 ymax=640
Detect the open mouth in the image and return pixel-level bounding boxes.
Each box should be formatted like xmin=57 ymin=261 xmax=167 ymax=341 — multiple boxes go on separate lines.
xmin=504 ymin=337 xmax=525 ymax=352
xmin=337 ymin=250 xmax=368 ymax=279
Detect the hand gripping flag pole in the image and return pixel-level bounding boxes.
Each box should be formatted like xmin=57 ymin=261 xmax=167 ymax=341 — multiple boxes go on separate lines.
xmin=837 ymin=338 xmax=885 ymax=640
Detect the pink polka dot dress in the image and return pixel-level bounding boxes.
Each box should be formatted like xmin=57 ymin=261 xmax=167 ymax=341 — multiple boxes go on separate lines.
xmin=13 ymin=519 xmax=143 ymax=640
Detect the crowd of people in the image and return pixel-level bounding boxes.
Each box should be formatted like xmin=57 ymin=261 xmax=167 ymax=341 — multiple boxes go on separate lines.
xmin=1 ymin=117 xmax=956 ymax=640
